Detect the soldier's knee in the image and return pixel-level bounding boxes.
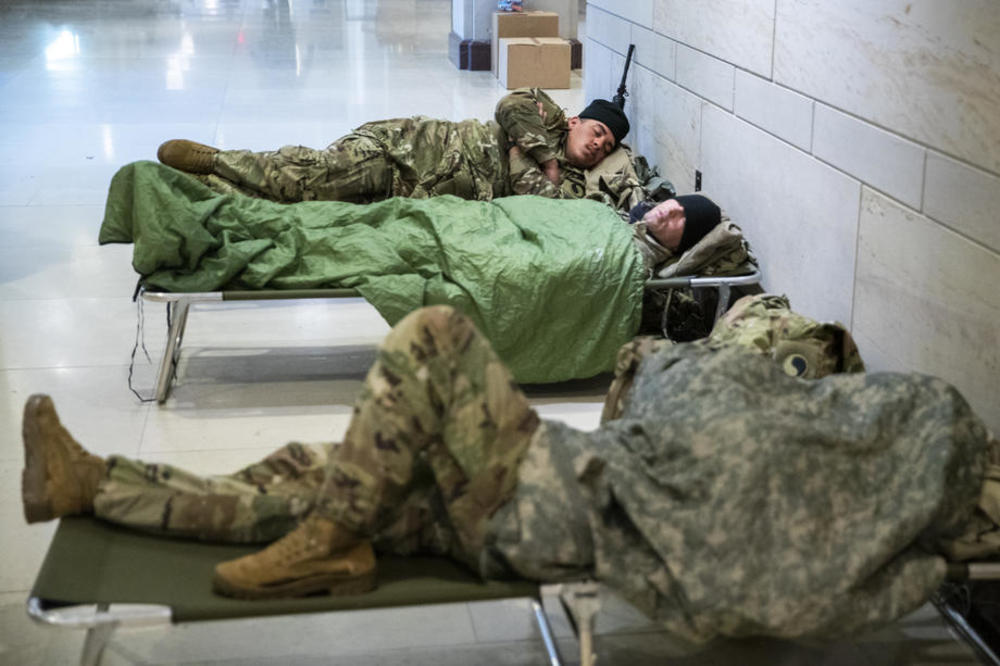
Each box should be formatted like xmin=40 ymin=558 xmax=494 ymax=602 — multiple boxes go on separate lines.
xmin=389 ymin=306 xmax=477 ymax=352
xmin=413 ymin=305 xmax=462 ymax=332
xmin=390 ymin=306 xmax=456 ymax=338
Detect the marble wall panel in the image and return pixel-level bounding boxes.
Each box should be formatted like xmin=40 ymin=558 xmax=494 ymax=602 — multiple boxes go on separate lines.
xmin=585 ymin=5 xmax=631 ymax=53
xmin=813 ymin=103 xmax=925 ymax=209
xmin=630 ymin=23 xmax=675 ymax=81
xmin=701 ymin=105 xmax=862 ymax=325
xmin=675 ymin=44 xmax=734 ymax=111
xmin=853 ymin=188 xmax=1000 ymax=433
xmin=586 ymin=0 xmax=653 ymax=27
xmin=584 ymin=39 xmax=623 ymax=116
xmin=652 ymin=0 xmax=775 ymax=76
xmin=627 ymin=65 xmax=702 ymax=194
xmin=774 ymin=0 xmax=1000 ymax=175
xmin=733 ymin=70 xmax=813 ymax=151
xmin=924 ymin=152 xmax=1000 ymax=252
xmin=452 ymin=0 xmax=464 ymax=36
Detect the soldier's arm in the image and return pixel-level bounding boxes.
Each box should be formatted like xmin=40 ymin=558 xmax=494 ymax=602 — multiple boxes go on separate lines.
xmin=508 ymin=146 xmax=568 ymax=198
xmin=495 ymin=88 xmax=567 ymax=166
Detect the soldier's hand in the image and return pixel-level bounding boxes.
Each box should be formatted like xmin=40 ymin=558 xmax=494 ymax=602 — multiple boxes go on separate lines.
xmin=541 ymin=158 xmax=560 ymax=185
xmin=508 ymin=145 xmax=523 ymax=160
xmin=536 ymin=101 xmax=547 ymax=120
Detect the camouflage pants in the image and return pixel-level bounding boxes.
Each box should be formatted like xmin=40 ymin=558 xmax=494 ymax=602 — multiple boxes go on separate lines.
xmin=315 ymin=305 xmax=541 ymax=566
xmin=95 ymin=442 xmax=329 ymax=543
xmin=205 ymin=134 xmax=395 ymax=203
xmin=94 ymin=307 xmax=540 ymax=564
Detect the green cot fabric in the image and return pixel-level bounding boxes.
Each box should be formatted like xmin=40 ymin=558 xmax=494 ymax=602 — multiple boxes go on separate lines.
xmin=99 ymin=161 xmax=645 ymax=383
xmin=31 ymin=517 xmax=539 ymax=622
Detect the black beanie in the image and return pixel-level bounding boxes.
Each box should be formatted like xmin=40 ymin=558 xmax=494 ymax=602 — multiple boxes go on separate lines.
xmin=579 ymin=99 xmax=630 ymax=145
xmin=675 ymin=194 xmax=721 ymax=253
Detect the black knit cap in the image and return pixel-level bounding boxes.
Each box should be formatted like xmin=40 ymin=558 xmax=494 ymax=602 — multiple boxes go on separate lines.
xmin=578 ymin=99 xmax=630 ymax=145
xmin=675 ymin=194 xmax=721 ymax=253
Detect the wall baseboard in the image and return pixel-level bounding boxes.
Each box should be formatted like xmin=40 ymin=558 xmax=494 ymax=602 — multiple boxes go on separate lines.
xmin=449 ymin=33 xmax=582 ymax=72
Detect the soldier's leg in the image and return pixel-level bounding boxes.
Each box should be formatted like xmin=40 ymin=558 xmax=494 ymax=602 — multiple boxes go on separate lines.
xmin=213 ymin=306 xmax=541 ymax=597
xmin=20 ymin=394 xmax=334 ymax=543
xmin=212 ymin=135 xmax=396 ymax=203
xmin=94 ymin=442 xmax=332 ymax=543
xmin=317 ymin=305 xmax=542 ymax=565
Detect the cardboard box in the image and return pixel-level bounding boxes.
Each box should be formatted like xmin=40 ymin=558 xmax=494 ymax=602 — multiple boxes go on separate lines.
xmin=492 ymin=11 xmax=559 ymax=76
xmin=498 ymin=37 xmax=571 ymax=90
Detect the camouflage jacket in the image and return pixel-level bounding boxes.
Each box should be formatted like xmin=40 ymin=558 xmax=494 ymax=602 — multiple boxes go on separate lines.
xmin=497 ymin=88 xmax=645 ymax=212
xmin=609 ymin=293 xmax=866 ymax=421
xmin=348 ymin=89 xmax=643 ymax=211
xmin=486 ymin=296 xmax=990 ymax=643
xmin=351 ymin=115 xmax=507 ymax=201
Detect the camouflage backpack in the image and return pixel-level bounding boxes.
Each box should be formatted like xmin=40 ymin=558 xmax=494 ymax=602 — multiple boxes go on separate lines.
xmin=603 ymin=294 xmax=865 ymax=421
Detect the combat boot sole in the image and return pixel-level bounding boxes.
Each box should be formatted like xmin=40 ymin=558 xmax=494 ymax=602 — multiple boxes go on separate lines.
xmin=212 ymin=565 xmax=377 ymax=600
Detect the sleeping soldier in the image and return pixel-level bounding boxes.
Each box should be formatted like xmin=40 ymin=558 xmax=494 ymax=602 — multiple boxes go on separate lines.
xmin=156 ymin=88 xmax=645 ymax=213
xmin=21 ymin=297 xmax=995 ymax=644
xmin=628 ymin=194 xmax=725 ymax=262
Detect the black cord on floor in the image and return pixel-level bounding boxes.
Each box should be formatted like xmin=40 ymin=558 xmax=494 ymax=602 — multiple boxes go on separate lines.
xmin=127 ymin=295 xmax=156 ymax=403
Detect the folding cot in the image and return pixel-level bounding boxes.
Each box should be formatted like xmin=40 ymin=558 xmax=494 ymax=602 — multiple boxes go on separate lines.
xmin=28 ymin=516 xmax=611 ymax=666
xmin=139 ymin=271 xmax=762 ymax=403
xmin=28 ymin=516 xmax=1000 ymax=666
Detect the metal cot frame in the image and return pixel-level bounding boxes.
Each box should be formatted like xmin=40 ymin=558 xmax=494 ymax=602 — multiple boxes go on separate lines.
xmin=26 ymin=518 xmax=604 ymax=666
xmin=26 ymin=518 xmax=1000 ymax=666
xmin=140 ymin=270 xmax=763 ymax=403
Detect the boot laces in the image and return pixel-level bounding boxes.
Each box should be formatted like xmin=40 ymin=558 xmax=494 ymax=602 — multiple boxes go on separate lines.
xmin=272 ymin=517 xmax=328 ymax=565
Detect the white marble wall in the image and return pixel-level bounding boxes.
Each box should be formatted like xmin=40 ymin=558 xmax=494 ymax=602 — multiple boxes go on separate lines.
xmin=586 ymin=0 xmax=1000 ymax=431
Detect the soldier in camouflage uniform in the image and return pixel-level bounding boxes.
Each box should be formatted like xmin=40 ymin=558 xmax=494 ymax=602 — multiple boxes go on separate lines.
xmin=21 ymin=297 xmax=994 ymax=638
xmin=155 ymin=89 xmax=645 ymax=213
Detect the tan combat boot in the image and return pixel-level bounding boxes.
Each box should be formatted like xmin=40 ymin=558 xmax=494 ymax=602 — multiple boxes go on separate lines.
xmin=22 ymin=394 xmax=106 ymax=523
xmin=157 ymin=139 xmax=219 ymax=174
xmin=213 ymin=514 xmax=376 ymax=600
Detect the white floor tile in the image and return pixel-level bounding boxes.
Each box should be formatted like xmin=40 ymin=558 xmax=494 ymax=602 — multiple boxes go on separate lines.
xmin=0 ymin=297 xmax=139 ymax=369
xmin=0 ymin=365 xmax=148 ymax=463
xmin=0 ymin=243 xmax=136 ymax=300
xmin=0 ymin=204 xmax=105 ymax=248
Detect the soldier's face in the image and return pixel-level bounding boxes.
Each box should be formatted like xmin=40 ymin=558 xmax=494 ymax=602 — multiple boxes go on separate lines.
xmin=643 ymin=199 xmax=686 ymax=251
xmin=565 ymin=117 xmax=616 ymax=168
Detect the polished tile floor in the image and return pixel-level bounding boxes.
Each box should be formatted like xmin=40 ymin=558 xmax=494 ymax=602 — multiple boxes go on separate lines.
xmin=0 ymin=0 xmax=984 ymax=664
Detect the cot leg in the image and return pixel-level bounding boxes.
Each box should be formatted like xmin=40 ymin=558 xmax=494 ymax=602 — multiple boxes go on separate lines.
xmin=559 ymin=582 xmax=601 ymax=666
xmin=532 ymin=599 xmax=565 ymax=666
xmin=713 ymin=283 xmax=732 ymax=324
xmin=155 ymin=299 xmax=191 ymax=403
xmin=79 ymin=603 xmax=115 ymax=666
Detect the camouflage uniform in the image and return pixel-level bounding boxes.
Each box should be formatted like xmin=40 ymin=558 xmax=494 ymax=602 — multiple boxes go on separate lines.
xmin=98 ymin=296 xmax=859 ymax=548
xmin=196 ymin=89 xmax=643 ymax=212
xmin=90 ymin=299 xmax=991 ymax=642
xmin=96 ymin=442 xmax=329 ymax=543
xmin=499 ymin=88 xmax=644 ymax=212
xmin=544 ymin=343 xmax=988 ymax=644
xmin=95 ymin=306 xmax=542 ymax=570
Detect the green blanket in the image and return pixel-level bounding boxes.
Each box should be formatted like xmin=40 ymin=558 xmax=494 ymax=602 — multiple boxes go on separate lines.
xmin=99 ymin=161 xmax=645 ymax=383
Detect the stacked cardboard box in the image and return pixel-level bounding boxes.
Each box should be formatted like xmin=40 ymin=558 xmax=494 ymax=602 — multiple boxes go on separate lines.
xmin=498 ymin=37 xmax=570 ymax=89
xmin=492 ymin=11 xmax=571 ymax=89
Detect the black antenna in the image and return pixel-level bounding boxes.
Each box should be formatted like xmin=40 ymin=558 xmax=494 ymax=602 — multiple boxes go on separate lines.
xmin=612 ymin=44 xmax=635 ymax=109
